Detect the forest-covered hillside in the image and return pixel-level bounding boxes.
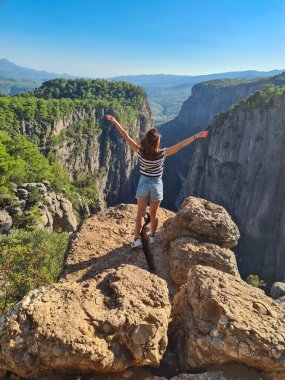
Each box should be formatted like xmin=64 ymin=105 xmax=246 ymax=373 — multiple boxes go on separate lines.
xmin=0 ymin=80 xmax=143 ymax=199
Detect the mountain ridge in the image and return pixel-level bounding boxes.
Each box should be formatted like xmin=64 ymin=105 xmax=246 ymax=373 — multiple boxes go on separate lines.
xmin=1 ymin=58 xmax=284 ymax=87
xmin=0 ymin=58 xmax=73 ymax=80
xmin=109 ymin=69 xmax=285 ymax=87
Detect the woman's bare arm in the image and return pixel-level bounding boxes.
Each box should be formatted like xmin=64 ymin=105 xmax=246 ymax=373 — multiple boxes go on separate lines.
xmin=105 ymin=115 xmax=140 ymax=152
xmin=164 ymin=131 xmax=208 ymax=157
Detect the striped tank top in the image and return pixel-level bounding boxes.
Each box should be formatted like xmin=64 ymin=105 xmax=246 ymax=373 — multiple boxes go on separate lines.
xmin=137 ymin=148 xmax=166 ymax=178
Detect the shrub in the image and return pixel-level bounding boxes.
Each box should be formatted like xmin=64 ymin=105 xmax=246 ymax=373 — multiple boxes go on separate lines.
xmin=246 ymin=274 xmax=266 ymax=288
xmin=0 ymin=229 xmax=69 ymax=313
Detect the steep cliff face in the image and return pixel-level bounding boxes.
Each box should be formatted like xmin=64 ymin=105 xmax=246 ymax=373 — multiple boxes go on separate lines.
xmin=159 ymin=75 xmax=285 ymax=210
xmin=48 ymin=101 xmax=151 ymax=207
xmin=187 ymin=86 xmax=285 ymax=286
xmin=2 ymin=79 xmax=153 ymax=208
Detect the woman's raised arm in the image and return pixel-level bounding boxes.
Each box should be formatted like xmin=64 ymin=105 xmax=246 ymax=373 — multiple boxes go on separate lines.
xmin=105 ymin=115 xmax=140 ymax=152
xmin=164 ymin=131 xmax=208 ymax=157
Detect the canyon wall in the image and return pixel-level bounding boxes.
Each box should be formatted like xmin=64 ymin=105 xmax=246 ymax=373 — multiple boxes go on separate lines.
xmin=159 ymin=74 xmax=284 ymax=210
xmin=49 ymin=101 xmax=152 ymax=207
xmin=186 ymin=86 xmax=285 ymax=286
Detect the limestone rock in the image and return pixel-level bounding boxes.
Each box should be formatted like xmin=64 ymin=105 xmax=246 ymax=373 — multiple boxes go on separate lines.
xmin=0 ymin=264 xmax=170 ymax=379
xmin=169 ymin=237 xmax=240 ymax=285
xmin=159 ymin=75 xmax=273 ymax=211
xmin=49 ymin=100 xmax=152 ymax=208
xmin=61 ymin=203 xmax=173 ymax=283
xmin=55 ymin=198 xmax=78 ymax=232
xmin=1 ymin=182 xmax=79 ymax=233
xmin=171 ymin=265 xmax=285 ymax=371
xmin=175 ymin=197 xmax=240 ymax=248
xmin=164 ymin=216 xmax=198 ymax=249
xmin=275 ymin=296 xmax=285 ymax=307
xmin=16 ymin=187 xmax=29 ymax=199
xmin=0 ymin=209 xmax=13 ymax=233
xmin=270 ymin=282 xmax=285 ymax=299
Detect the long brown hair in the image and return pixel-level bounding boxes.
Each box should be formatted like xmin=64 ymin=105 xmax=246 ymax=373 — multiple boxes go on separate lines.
xmin=139 ymin=128 xmax=161 ymax=160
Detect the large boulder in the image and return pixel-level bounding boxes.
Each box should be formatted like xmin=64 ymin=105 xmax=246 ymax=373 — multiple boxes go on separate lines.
xmin=270 ymin=282 xmax=285 ymax=299
xmin=164 ymin=216 xmax=198 ymax=249
xmin=169 ymin=237 xmax=240 ymax=285
xmin=167 ymin=197 xmax=240 ymax=248
xmin=171 ymin=265 xmax=285 ymax=372
xmin=0 ymin=264 xmax=170 ymax=379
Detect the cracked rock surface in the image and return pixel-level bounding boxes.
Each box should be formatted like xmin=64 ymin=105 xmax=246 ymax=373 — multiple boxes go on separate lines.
xmin=169 ymin=237 xmax=240 ymax=286
xmin=171 ymin=265 xmax=285 ymax=371
xmin=0 ymin=265 xmax=170 ymax=378
xmin=0 ymin=204 xmax=173 ymax=379
xmin=166 ymin=197 xmax=240 ymax=249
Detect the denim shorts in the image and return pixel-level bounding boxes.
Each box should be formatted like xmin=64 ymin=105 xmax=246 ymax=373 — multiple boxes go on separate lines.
xmin=135 ymin=175 xmax=163 ymax=201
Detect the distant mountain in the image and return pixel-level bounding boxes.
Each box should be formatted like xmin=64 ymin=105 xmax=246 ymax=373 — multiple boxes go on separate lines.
xmin=0 ymin=58 xmax=73 ymax=81
xmin=109 ymin=70 xmax=285 ymax=88
xmin=0 ymin=58 xmax=75 ymax=95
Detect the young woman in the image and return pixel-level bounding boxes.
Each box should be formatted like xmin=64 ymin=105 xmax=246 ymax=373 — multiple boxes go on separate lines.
xmin=105 ymin=114 xmax=208 ymax=248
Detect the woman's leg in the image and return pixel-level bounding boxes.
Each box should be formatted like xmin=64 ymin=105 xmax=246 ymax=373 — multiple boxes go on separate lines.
xmin=134 ymin=198 xmax=149 ymax=239
xmin=149 ymin=200 xmax=161 ymax=236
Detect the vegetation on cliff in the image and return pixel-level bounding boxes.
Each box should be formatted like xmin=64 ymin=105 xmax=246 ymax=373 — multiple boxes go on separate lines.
xmin=213 ymin=84 xmax=285 ymax=126
xmin=0 ymin=229 xmax=69 ymax=313
xmin=0 ymin=130 xmax=98 ymax=213
xmin=32 ymin=78 xmax=146 ymax=124
xmin=0 ymin=130 xmax=68 ymax=194
xmin=0 ymin=78 xmax=146 ymax=201
xmin=196 ymin=77 xmax=268 ymax=89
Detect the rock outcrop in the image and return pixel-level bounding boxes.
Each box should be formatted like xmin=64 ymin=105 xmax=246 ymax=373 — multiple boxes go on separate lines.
xmin=60 ymin=204 xmax=174 ymax=282
xmin=0 ymin=204 xmax=173 ymax=379
xmin=270 ymin=282 xmax=285 ymax=299
xmin=171 ymin=265 xmax=285 ymax=372
xmin=0 ymin=181 xmax=79 ymax=233
xmin=0 ymin=209 xmax=12 ymax=233
xmin=162 ymin=197 xmax=240 ymax=286
xmin=173 ymin=197 xmax=240 ymax=248
xmin=0 ymin=265 xmax=170 ymax=379
xmin=169 ymin=237 xmax=240 ymax=286
xmin=187 ymin=86 xmax=285 ymax=287
xmin=158 ymin=197 xmax=285 ymax=376
xmin=2 ymin=196 xmax=285 ymax=379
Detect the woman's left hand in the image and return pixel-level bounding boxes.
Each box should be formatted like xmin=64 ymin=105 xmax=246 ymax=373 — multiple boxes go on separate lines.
xmin=105 ymin=114 xmax=117 ymax=124
xmin=196 ymin=131 xmax=208 ymax=138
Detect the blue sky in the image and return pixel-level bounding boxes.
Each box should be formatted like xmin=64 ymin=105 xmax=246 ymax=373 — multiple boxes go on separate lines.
xmin=0 ymin=0 xmax=285 ymax=77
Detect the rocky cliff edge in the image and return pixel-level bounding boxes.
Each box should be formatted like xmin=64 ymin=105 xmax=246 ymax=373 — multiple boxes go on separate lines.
xmin=0 ymin=198 xmax=284 ymax=380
